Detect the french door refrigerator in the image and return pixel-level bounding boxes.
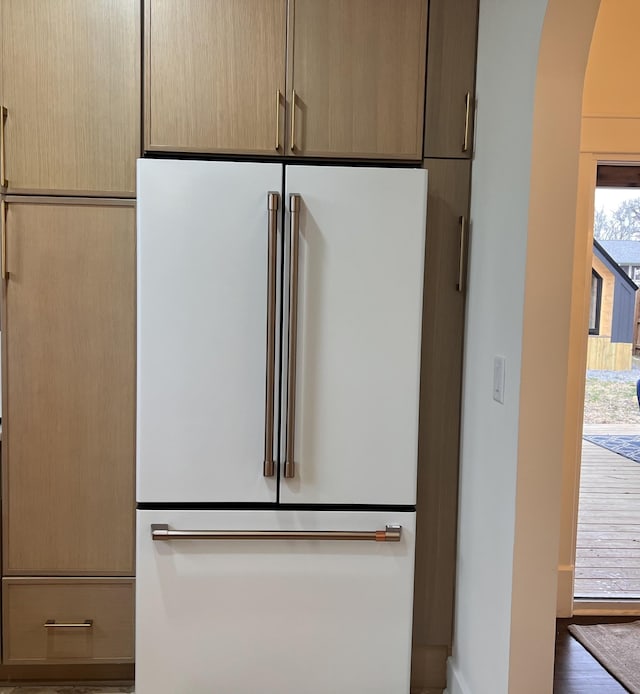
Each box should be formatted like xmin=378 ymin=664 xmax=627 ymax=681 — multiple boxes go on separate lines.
xmin=136 ymin=159 xmax=427 ymax=694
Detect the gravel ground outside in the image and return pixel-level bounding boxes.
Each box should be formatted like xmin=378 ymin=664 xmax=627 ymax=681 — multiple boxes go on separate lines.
xmin=584 ymin=363 xmax=640 ymax=424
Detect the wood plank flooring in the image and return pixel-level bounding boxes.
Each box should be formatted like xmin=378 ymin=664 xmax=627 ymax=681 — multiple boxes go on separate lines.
xmin=577 ymin=424 xmax=640 ymax=599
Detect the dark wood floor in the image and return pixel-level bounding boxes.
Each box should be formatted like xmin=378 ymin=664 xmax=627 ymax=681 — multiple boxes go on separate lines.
xmin=554 ymin=617 xmax=638 ymax=693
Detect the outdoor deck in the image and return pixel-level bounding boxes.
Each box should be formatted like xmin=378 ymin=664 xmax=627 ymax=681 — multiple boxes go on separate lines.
xmin=576 ymin=424 xmax=640 ymax=599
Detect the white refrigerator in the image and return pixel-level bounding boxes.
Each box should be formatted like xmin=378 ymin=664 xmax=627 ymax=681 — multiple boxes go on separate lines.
xmin=136 ymin=159 xmax=427 ymax=694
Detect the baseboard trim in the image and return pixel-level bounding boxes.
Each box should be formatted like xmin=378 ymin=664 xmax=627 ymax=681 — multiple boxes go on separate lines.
xmin=411 ymin=645 xmax=448 ymax=690
xmin=556 ymin=564 xmax=574 ymax=617
xmin=0 ymin=663 xmax=134 ymax=684
xmin=445 ymin=658 xmax=471 ymax=694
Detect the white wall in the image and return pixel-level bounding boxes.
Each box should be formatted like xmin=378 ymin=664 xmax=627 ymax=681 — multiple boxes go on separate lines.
xmin=447 ymin=3 xmax=547 ymax=693
xmin=447 ymin=0 xmax=599 ymax=692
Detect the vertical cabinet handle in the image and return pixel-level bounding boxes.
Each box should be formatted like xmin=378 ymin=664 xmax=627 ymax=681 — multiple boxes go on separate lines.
xmin=263 ymin=192 xmax=279 ymax=477
xmin=1 ymin=200 xmax=7 ymax=281
xmin=285 ymin=194 xmax=301 ymax=479
xmin=462 ymin=92 xmax=472 ymax=153
xmin=1 ymin=106 xmax=7 ymax=189
xmin=275 ymin=91 xmax=282 ymax=152
xmin=457 ymin=215 xmax=467 ymax=293
xmin=290 ymin=90 xmax=297 ymax=153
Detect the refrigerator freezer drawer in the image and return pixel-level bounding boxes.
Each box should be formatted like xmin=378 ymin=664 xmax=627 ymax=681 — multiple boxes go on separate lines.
xmin=136 ymin=509 xmax=416 ymax=694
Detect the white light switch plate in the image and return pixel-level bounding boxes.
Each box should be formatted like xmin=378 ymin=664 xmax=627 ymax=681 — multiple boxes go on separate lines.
xmin=493 ymin=356 xmax=506 ymax=404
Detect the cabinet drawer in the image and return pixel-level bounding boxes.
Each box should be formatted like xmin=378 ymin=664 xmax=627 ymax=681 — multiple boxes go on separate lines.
xmin=3 ymin=579 xmax=134 ymax=664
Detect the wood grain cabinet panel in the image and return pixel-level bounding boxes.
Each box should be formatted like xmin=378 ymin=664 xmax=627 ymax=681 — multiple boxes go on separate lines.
xmin=0 ymin=0 xmax=140 ymax=195
xmin=424 ymin=0 xmax=479 ymax=158
xmin=2 ymin=200 xmax=135 ymax=576
xmin=3 ymin=579 xmax=134 ymax=665
xmin=412 ymin=158 xmax=470 ymax=671
xmin=145 ymin=0 xmax=287 ymax=154
xmin=288 ymin=0 xmax=427 ymax=159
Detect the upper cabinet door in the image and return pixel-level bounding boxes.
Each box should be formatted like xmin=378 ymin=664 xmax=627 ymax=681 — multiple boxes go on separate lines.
xmin=0 ymin=1 xmax=140 ymax=196
xmin=145 ymin=0 xmax=287 ymax=155
xmin=423 ymin=0 xmax=479 ymax=158
xmin=288 ymin=0 xmax=427 ymax=160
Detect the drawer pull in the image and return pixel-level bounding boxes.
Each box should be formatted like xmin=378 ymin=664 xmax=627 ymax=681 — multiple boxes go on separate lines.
xmin=151 ymin=523 xmax=402 ymax=543
xmin=44 ymin=619 xmax=93 ymax=629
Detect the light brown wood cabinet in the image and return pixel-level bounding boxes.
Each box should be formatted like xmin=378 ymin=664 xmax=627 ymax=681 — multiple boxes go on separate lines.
xmin=0 ymin=0 xmax=140 ymax=196
xmin=287 ymin=0 xmax=427 ymax=159
xmin=2 ymin=199 xmax=136 ymax=577
xmin=3 ymin=578 xmax=134 ymax=665
xmin=145 ymin=0 xmax=427 ymax=159
xmin=412 ymin=158 xmax=471 ymax=691
xmin=145 ymin=0 xmax=287 ymax=155
xmin=424 ymin=0 xmax=479 ymax=158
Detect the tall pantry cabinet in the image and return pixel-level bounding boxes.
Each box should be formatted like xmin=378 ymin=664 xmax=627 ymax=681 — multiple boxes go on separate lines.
xmin=412 ymin=0 xmax=478 ymax=691
xmin=0 ymin=0 xmax=138 ymax=677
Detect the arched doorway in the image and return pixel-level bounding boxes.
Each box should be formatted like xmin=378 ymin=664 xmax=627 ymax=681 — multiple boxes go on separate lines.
xmin=448 ymin=1 xmax=601 ymax=692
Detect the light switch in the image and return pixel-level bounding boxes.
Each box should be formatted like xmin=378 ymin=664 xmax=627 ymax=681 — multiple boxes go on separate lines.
xmin=493 ymin=356 xmax=506 ymax=404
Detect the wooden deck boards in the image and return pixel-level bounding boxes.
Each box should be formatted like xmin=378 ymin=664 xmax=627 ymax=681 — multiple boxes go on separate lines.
xmin=576 ymin=424 xmax=640 ymax=599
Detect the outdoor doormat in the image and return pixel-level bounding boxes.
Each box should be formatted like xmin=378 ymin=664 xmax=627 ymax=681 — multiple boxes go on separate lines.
xmin=583 ymin=434 xmax=640 ymax=463
xmin=569 ymin=621 xmax=640 ymax=693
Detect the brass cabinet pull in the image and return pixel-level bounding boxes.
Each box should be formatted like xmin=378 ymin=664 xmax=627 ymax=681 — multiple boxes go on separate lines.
xmin=44 ymin=619 xmax=93 ymax=628
xmin=1 ymin=106 xmax=7 ymax=188
xmin=462 ymin=92 xmax=472 ymax=153
xmin=275 ymin=90 xmax=281 ymax=152
xmin=263 ymin=192 xmax=279 ymax=477
xmin=151 ymin=524 xmax=402 ymax=543
xmin=290 ymin=90 xmax=297 ymax=153
xmin=1 ymin=199 xmax=7 ymax=281
xmin=285 ymin=194 xmax=301 ymax=479
xmin=457 ymin=215 xmax=467 ymax=293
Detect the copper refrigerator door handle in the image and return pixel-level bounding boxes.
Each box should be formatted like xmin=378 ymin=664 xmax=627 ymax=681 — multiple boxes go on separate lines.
xmin=263 ymin=192 xmax=279 ymax=477
xmin=151 ymin=524 xmax=402 ymax=543
xmin=462 ymin=92 xmax=472 ymax=153
xmin=1 ymin=106 xmax=7 ymax=189
xmin=284 ymin=194 xmax=301 ymax=479
xmin=456 ymin=215 xmax=467 ymax=293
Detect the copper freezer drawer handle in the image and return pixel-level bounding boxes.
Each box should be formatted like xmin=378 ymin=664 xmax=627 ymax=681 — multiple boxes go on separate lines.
xmin=44 ymin=619 xmax=93 ymax=628
xmin=151 ymin=524 xmax=402 ymax=543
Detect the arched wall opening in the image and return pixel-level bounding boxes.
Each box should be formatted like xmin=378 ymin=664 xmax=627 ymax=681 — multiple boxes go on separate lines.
xmin=448 ymin=1 xmax=600 ymax=693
